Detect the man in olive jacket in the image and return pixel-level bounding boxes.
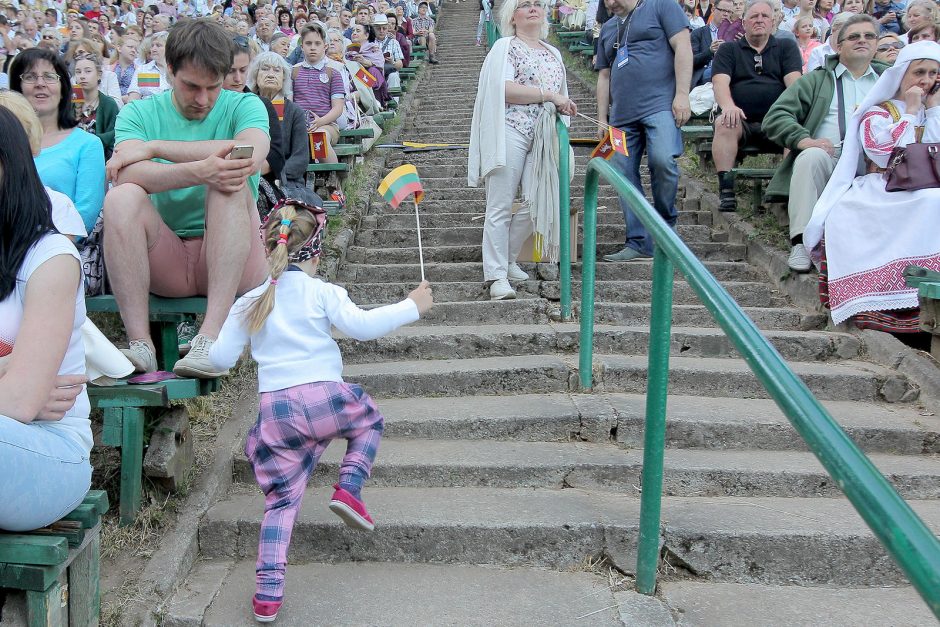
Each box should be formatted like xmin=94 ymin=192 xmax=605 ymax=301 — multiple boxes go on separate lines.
xmin=762 ymin=14 xmax=885 ymax=272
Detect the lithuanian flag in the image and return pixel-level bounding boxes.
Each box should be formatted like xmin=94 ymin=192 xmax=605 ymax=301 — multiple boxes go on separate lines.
xmin=378 ymin=164 xmax=424 ymax=209
xmin=138 ymin=72 xmax=160 ymax=88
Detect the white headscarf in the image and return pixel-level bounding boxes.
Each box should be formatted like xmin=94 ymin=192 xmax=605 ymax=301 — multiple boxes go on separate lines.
xmin=804 ymin=40 xmax=940 ymax=251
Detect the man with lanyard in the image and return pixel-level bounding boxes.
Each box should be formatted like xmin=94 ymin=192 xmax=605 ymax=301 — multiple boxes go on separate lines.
xmin=710 ymin=0 xmax=801 ymax=212
xmin=376 ymin=13 xmax=404 ymax=92
xmin=761 ymin=14 xmax=884 ymax=272
xmin=595 ymin=0 xmax=692 ymax=262
xmin=691 ymin=0 xmax=732 ymax=88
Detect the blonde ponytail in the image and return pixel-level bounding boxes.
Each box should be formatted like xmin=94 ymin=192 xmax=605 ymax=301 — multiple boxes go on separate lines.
xmin=244 ymin=204 xmax=299 ymax=334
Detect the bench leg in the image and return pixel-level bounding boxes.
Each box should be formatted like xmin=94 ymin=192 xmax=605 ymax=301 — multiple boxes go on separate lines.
xmin=26 ymin=580 xmax=63 ymax=627
xmin=67 ymin=528 xmax=101 ymax=626
xmin=152 ymin=320 xmax=181 ymax=372
xmin=119 ymin=408 xmax=145 ymax=526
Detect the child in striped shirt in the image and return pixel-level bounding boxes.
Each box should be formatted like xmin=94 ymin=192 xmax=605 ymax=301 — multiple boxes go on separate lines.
xmin=291 ymin=22 xmax=346 ymax=163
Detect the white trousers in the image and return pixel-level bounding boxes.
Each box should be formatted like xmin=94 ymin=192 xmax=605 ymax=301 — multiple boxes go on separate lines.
xmin=483 ymin=125 xmax=534 ymax=281
xmin=788 ymin=146 xmax=839 ymax=240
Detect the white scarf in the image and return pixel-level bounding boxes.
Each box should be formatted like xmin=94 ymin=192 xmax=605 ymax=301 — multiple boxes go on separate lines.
xmin=804 ymin=41 xmax=940 ymax=251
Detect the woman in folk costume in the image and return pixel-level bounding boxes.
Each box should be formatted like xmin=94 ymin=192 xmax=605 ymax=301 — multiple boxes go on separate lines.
xmin=805 ymin=41 xmax=940 ymax=333
xmin=468 ymin=0 xmax=577 ymax=301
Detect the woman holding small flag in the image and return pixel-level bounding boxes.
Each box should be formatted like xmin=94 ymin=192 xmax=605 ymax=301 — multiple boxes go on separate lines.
xmin=469 ymin=0 xmax=577 ymax=300
xmin=127 ymin=31 xmax=170 ymax=101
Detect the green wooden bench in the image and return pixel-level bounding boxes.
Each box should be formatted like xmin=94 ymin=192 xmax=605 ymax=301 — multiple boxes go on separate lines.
xmin=0 ymin=491 xmax=108 ymax=626
xmin=904 ymin=266 xmax=940 ymax=360
xmin=730 ymin=168 xmax=776 ymax=210
xmin=85 ymin=295 xmax=219 ymax=524
xmin=338 ymin=128 xmax=375 ymax=144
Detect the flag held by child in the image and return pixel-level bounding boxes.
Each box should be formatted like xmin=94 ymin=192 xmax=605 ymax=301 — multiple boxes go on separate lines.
xmin=309 ymin=130 xmax=329 ymax=161
xmin=378 ymin=164 xmax=425 ymax=209
xmin=71 ymin=86 xmax=85 ymax=106
xmin=590 ymin=129 xmax=615 ymax=161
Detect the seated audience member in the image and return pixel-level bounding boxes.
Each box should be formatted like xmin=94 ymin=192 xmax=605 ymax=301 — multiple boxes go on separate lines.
xmin=10 ymin=48 xmax=106 ymax=233
xmin=39 ymin=27 xmax=63 ymax=51
xmin=691 ymin=0 xmax=734 ymax=88
xmin=711 ymin=0 xmax=802 ymax=211
xmin=840 ymin=0 xmax=863 ymax=13
xmin=329 ymin=27 xmax=381 ymax=118
xmin=387 ymin=12 xmax=411 ymax=67
xmin=908 ymin=23 xmax=940 ymax=44
xmin=375 ymin=13 xmax=403 ymax=92
xmin=112 ymin=34 xmax=141 ymax=103
xmin=128 ymin=31 xmax=170 ymax=100
xmin=771 ymin=0 xmax=798 ymax=43
xmin=103 ymin=19 xmax=270 ymax=378
xmin=875 ymin=32 xmax=903 ymax=64
xmin=871 ymin=0 xmax=903 ymax=35
xmin=806 ymin=10 xmax=851 ymax=71
xmin=269 ymin=30 xmax=291 ymax=56
xmin=804 ymin=41 xmax=940 ymax=333
xmin=71 ymin=37 xmax=123 ymax=107
xmin=293 ymin=22 xmax=346 ymax=163
xmin=0 ymin=107 xmax=92 ymax=533
xmin=396 ymin=4 xmax=414 ymax=38
xmin=793 ymin=15 xmax=821 ymax=70
xmin=762 ymin=14 xmax=884 ymax=271
xmin=411 ymin=1 xmax=438 ymax=63
xmin=0 ymin=89 xmax=87 ymax=241
xmin=73 ymin=52 xmax=119 ymax=159
xmin=348 ymin=22 xmax=390 ymax=105
xmin=900 ymin=0 xmax=938 ymax=43
xmin=248 ymin=51 xmax=308 ymax=194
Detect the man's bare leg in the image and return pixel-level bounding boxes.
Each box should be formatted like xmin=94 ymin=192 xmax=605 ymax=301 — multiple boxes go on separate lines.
xmin=199 ymin=185 xmax=265 ymax=338
xmin=103 ymin=183 xmax=165 ymax=350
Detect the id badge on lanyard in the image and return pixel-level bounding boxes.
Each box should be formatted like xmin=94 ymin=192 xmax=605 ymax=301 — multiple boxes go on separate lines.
xmin=615 ymin=45 xmax=629 ymax=68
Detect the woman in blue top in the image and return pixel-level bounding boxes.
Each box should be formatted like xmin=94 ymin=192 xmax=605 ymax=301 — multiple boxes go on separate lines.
xmin=11 ymin=48 xmax=106 ymax=234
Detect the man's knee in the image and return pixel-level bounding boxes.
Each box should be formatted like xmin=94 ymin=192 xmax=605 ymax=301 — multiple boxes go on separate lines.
xmin=792 ymin=146 xmax=834 ymax=175
xmin=712 ymin=123 xmax=741 ymax=143
xmin=103 ymin=183 xmax=150 ymax=227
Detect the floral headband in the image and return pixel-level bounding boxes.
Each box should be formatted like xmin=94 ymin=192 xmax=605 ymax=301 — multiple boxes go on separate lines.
xmin=260 ymin=197 xmax=328 ymax=263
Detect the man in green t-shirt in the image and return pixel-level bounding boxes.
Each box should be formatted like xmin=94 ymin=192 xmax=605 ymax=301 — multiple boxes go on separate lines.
xmin=103 ymin=19 xmax=271 ymax=379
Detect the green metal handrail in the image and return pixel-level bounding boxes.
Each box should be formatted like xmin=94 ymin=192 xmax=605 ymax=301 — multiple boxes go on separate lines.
xmin=566 ymin=157 xmax=940 ymax=616
xmin=486 ymin=20 xmax=499 ymax=48
xmin=556 ymin=118 xmax=572 ymax=320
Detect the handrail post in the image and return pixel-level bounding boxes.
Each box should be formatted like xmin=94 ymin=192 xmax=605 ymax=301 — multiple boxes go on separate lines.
xmin=556 ymin=118 xmax=572 ymax=321
xmin=578 ymin=164 xmax=600 ymax=390
xmin=635 ymin=244 xmax=674 ymax=594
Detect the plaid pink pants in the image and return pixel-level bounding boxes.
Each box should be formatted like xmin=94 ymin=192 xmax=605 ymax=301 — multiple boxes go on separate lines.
xmin=246 ymin=381 xmax=384 ymax=599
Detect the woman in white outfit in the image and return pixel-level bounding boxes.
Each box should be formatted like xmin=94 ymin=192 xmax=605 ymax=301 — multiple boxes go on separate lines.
xmin=805 ymin=41 xmax=940 ymax=333
xmin=468 ymin=0 xmax=577 ymax=300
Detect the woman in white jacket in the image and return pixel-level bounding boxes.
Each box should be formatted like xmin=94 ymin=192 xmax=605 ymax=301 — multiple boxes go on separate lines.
xmin=468 ymin=0 xmax=577 ymax=300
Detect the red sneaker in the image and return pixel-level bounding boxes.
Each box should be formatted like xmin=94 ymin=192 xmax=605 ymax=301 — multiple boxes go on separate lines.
xmin=328 ymin=484 xmax=375 ymax=531
xmin=253 ymin=595 xmax=282 ymax=623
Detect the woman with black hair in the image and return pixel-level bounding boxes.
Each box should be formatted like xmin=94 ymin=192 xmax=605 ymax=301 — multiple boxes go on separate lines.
xmin=0 ymin=106 xmax=93 ymax=532
xmin=10 ymin=48 xmax=106 ymax=234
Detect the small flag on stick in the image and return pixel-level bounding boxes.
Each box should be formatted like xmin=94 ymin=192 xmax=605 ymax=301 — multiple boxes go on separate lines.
xmin=378 ymin=164 xmax=425 ymax=209
xmin=272 ymin=98 xmax=285 ymax=121
xmin=309 ymin=130 xmax=330 ymax=161
xmin=71 ymin=86 xmax=85 ymax=106
xmin=590 ymin=130 xmax=615 ymax=161
xmin=378 ymin=164 xmax=426 ymax=280
xmin=609 ymin=126 xmax=629 ymax=156
xmin=354 ymin=66 xmax=378 ymax=88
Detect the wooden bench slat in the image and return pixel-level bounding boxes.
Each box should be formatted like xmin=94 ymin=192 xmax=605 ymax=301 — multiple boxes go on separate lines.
xmin=0 ymin=536 xmax=68 ymax=566
xmin=306 ymin=163 xmax=350 ymax=173
xmin=82 ymin=490 xmax=109 ymax=517
xmin=86 ymin=295 xmax=208 ymax=315
xmin=60 ymin=504 xmax=99 ymax=529
xmin=0 ymin=561 xmax=62 ymax=591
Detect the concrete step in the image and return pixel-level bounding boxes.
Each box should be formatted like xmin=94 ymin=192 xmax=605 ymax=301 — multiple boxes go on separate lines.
xmin=231 ymin=439 xmax=940 ymax=499
xmin=342 ymin=355 xmax=574 ymax=398
xmin=595 ymin=355 xmax=918 ymax=403
xmin=337 ymin=259 xmax=761 ymax=283
xmin=344 ymin=280 xmax=782 ymax=307
xmin=366 ymin=392 xmax=940 ymax=455
xmin=345 ymin=240 xmax=746 ymax=264
xmin=336 ymin=325 xmax=859 ymax=365
xmin=354 ymin=224 xmax=715 ymax=248
xmin=362 ymin=208 xmax=698 ymax=229
xmin=591 ymin=302 xmax=819 ymax=330
xmin=661 ymin=581 xmax=937 ymax=627
xmin=171 ymin=561 xmax=623 ymax=627
xmin=403 ymin=298 xmax=552 ymax=326
xmin=199 ymin=486 xmax=940 ymax=586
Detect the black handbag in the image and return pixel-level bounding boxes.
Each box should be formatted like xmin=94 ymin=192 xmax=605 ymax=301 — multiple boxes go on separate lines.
xmin=884 ymin=143 xmax=940 ymax=192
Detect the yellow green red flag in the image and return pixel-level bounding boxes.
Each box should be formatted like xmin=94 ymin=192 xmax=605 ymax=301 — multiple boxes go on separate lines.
xmin=378 ymin=164 xmax=424 ymax=209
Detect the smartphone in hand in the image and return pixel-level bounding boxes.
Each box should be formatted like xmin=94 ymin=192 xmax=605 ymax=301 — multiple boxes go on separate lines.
xmin=230 ymin=145 xmax=254 ymax=159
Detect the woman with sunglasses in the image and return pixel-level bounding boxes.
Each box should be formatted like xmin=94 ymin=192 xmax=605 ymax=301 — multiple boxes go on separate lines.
xmin=10 ymin=48 xmax=106 ymax=234
xmin=875 ymin=33 xmax=904 ymax=65
xmin=469 ymin=0 xmax=576 ymax=300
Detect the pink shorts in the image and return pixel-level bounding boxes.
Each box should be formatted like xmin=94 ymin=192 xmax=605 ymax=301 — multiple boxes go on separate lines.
xmin=146 ymin=208 xmax=268 ymax=297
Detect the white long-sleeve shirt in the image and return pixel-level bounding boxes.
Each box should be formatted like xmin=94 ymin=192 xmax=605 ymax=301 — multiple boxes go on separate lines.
xmin=209 ymin=272 xmax=420 ymax=392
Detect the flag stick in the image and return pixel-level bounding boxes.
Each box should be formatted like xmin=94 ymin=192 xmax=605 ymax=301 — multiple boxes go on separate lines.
xmin=413 ymin=196 xmax=425 ymax=282
xmin=576 ymin=111 xmax=609 ymax=129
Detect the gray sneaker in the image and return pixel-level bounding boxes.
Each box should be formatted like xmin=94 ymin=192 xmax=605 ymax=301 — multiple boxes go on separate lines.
xmin=603 ymin=247 xmax=651 ymax=262
xmin=121 ymin=340 xmax=158 ymax=374
xmin=172 ymin=334 xmax=229 ymax=379
xmin=177 ymin=319 xmax=198 ymax=356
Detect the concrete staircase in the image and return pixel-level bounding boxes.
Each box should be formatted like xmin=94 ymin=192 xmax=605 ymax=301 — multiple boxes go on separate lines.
xmin=162 ymin=4 xmax=940 ymax=625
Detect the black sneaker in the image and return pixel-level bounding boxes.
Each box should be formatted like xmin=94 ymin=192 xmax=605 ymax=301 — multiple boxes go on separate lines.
xmin=428 ymin=57 xmax=440 ymax=64
xmin=719 ymin=189 xmax=737 ymax=212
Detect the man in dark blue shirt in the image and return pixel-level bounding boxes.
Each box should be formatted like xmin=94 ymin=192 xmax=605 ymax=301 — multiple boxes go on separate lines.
xmin=595 ymin=0 xmax=692 ymax=262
